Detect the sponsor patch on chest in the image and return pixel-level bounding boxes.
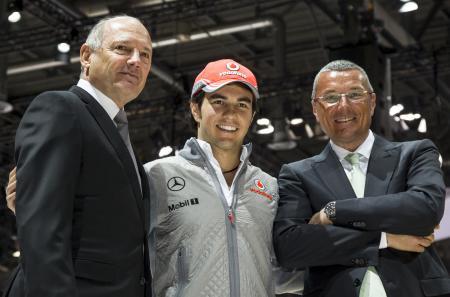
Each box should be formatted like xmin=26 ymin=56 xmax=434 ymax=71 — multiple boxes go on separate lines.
xmin=250 ymin=179 xmax=273 ymax=201
xmin=168 ymin=198 xmax=200 ymax=212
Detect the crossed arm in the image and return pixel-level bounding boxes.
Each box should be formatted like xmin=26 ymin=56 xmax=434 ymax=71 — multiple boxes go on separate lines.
xmin=273 ymin=141 xmax=445 ymax=269
xmin=308 ymin=204 xmax=437 ymax=253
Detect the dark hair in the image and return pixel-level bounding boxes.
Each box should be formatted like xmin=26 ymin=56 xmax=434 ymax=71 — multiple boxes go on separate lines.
xmin=189 ymin=83 xmax=258 ymax=128
xmin=189 ymin=91 xmax=206 ymax=128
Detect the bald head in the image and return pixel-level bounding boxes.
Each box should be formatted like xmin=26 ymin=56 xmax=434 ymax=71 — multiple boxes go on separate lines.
xmin=85 ymin=16 xmax=149 ymax=51
xmin=79 ymin=15 xmax=152 ymax=107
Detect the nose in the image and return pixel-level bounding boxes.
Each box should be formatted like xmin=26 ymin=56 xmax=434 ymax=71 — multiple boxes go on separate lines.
xmin=336 ymin=94 xmax=351 ymax=107
xmin=127 ymin=49 xmax=141 ymax=67
xmin=222 ymin=102 xmax=238 ymax=116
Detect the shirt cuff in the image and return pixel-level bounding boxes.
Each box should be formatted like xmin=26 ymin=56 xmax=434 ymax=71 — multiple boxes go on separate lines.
xmin=379 ymin=232 xmax=388 ymax=249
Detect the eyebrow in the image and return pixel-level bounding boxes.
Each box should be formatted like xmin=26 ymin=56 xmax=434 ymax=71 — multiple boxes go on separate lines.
xmin=208 ymin=93 xmax=226 ymax=99
xmin=208 ymin=94 xmax=253 ymax=104
xmin=112 ymin=40 xmax=152 ymax=53
xmin=322 ymin=86 xmax=365 ymax=93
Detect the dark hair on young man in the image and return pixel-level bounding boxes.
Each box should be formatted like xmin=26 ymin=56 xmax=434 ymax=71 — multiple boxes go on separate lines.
xmin=189 ymin=84 xmax=258 ymax=128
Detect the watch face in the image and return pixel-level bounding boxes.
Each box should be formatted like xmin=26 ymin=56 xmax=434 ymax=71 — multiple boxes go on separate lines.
xmin=325 ymin=202 xmax=336 ymax=220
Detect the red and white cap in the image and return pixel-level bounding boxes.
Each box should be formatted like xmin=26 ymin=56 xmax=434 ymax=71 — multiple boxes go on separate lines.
xmin=191 ymin=59 xmax=259 ymax=100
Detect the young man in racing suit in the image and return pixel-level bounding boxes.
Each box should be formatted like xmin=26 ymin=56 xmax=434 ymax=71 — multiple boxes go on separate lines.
xmin=145 ymin=59 xmax=302 ymax=297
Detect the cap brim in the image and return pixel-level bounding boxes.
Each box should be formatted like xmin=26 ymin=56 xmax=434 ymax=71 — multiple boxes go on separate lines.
xmin=194 ymin=79 xmax=259 ymax=100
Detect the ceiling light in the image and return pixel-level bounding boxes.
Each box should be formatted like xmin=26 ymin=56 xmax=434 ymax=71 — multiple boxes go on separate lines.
xmin=153 ymin=38 xmax=179 ymax=47
xmin=7 ymin=0 xmax=22 ymax=23
xmin=0 ymin=100 xmax=13 ymax=114
xmin=208 ymin=20 xmax=272 ymax=36
xmin=189 ymin=32 xmax=209 ymax=40
xmin=389 ymin=104 xmax=404 ymax=116
xmin=400 ymin=120 xmax=409 ymax=131
xmin=12 ymin=250 xmax=20 ymax=258
xmin=158 ymin=146 xmax=173 ymax=158
xmin=305 ymin=123 xmax=314 ymax=138
xmin=257 ymin=125 xmax=274 ymax=135
xmin=399 ymin=1 xmax=418 ymax=13
xmin=290 ymin=118 xmax=304 ymax=125
xmin=57 ymin=42 xmax=70 ymax=53
xmin=399 ymin=113 xmax=421 ymax=121
xmin=8 ymin=11 xmax=21 ymax=23
xmin=256 ymin=118 xmax=270 ymax=126
xmin=417 ymin=118 xmax=427 ymax=133
xmin=152 ymin=19 xmax=273 ymax=49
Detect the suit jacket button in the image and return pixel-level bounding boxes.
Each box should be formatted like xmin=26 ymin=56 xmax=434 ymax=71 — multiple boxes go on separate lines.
xmin=353 ymin=278 xmax=361 ymax=287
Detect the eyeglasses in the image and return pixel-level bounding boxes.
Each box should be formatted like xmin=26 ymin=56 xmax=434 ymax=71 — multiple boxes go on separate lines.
xmin=313 ymin=90 xmax=373 ymax=106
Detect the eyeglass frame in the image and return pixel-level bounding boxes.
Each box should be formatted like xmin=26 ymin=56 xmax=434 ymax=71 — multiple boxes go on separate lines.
xmin=312 ymin=90 xmax=374 ymax=107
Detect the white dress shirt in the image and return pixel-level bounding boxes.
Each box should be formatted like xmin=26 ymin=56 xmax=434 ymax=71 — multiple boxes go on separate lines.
xmin=330 ymin=130 xmax=388 ymax=249
xmin=77 ymin=79 xmax=121 ymax=121
xmin=196 ymin=139 xmax=248 ymax=206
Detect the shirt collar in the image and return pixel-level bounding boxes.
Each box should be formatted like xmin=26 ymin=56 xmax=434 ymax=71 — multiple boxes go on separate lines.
xmin=330 ymin=130 xmax=375 ymax=162
xmin=195 ymin=138 xmax=248 ymax=167
xmin=77 ymin=79 xmax=120 ymax=121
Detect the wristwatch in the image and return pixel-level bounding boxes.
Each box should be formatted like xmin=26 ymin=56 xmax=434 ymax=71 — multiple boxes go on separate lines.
xmin=323 ymin=201 xmax=336 ymax=222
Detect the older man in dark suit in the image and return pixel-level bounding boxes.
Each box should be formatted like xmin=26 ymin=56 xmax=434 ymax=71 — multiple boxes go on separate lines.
xmin=3 ymin=16 xmax=152 ymax=297
xmin=273 ymin=60 xmax=450 ymax=297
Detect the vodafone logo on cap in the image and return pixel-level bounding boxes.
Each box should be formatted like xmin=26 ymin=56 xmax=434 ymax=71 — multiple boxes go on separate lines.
xmin=226 ymin=62 xmax=240 ymax=71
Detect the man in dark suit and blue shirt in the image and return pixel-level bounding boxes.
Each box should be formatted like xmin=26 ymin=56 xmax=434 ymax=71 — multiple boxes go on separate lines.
xmin=3 ymin=16 xmax=152 ymax=297
xmin=273 ymin=60 xmax=450 ymax=297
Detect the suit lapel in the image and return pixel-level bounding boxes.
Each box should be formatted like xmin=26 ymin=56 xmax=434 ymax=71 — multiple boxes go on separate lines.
xmin=312 ymin=144 xmax=356 ymax=200
xmin=365 ymin=135 xmax=400 ymax=197
xmin=69 ymin=86 xmax=145 ymax=224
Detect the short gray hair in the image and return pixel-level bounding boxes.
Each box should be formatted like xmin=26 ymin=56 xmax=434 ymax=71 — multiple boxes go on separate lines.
xmin=311 ymin=60 xmax=374 ymax=99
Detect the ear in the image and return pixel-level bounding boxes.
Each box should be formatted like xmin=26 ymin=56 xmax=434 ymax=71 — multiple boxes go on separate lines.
xmin=80 ymin=44 xmax=92 ymax=76
xmin=369 ymin=92 xmax=376 ymax=116
xmin=190 ymin=101 xmax=201 ymax=124
xmin=311 ymin=100 xmax=320 ymax=122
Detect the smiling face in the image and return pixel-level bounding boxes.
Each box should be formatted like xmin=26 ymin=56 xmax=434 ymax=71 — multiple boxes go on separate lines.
xmin=80 ymin=17 xmax=152 ymax=108
xmin=312 ymin=69 xmax=376 ymax=151
xmin=190 ymin=83 xmax=255 ymax=153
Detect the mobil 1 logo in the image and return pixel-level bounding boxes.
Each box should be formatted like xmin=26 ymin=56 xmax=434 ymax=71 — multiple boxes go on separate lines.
xmin=168 ymin=198 xmax=200 ymax=212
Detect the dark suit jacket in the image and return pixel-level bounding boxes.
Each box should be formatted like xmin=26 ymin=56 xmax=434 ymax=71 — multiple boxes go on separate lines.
xmin=3 ymin=86 xmax=151 ymax=297
xmin=273 ymin=135 xmax=450 ymax=297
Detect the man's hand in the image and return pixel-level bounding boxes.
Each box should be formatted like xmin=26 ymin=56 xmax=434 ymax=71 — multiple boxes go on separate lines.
xmin=309 ymin=209 xmax=332 ymax=225
xmin=6 ymin=167 xmax=16 ymax=214
xmin=387 ymin=232 xmax=434 ymax=253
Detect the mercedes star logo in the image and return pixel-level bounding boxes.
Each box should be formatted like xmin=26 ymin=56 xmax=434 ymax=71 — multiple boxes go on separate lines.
xmin=167 ymin=176 xmax=186 ymax=191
